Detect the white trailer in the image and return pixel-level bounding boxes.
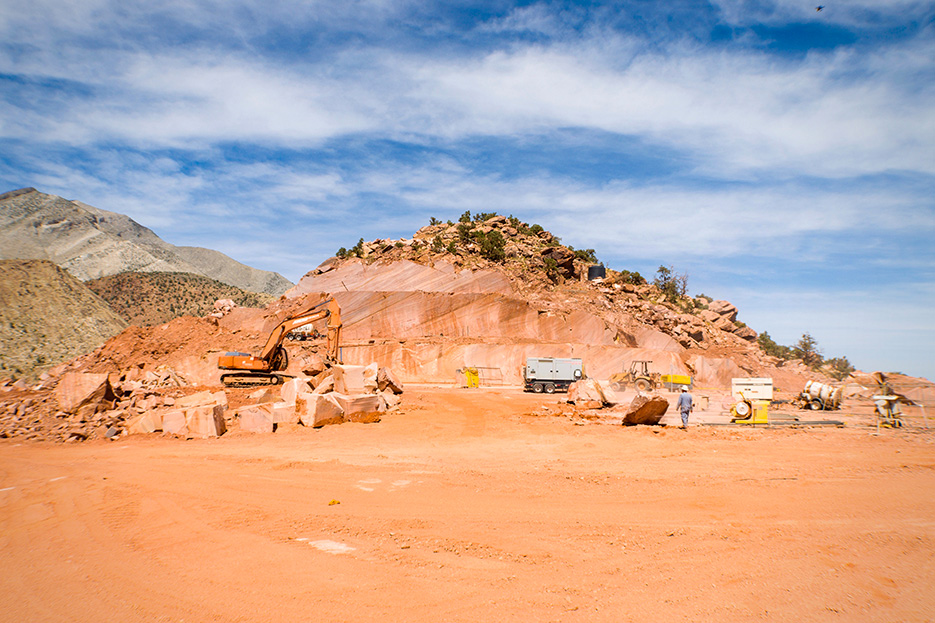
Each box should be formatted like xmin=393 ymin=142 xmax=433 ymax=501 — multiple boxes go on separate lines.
xmin=523 ymin=357 xmax=583 ymax=393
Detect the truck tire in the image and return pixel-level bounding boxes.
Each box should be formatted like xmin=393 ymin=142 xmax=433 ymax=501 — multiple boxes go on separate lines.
xmin=611 ymin=382 xmax=625 ymax=392
xmin=544 ymin=383 xmax=556 ymax=394
xmin=635 ymin=379 xmax=651 ymax=392
xmin=809 ymin=399 xmax=823 ymax=411
xmin=532 ymin=383 xmax=544 ymax=393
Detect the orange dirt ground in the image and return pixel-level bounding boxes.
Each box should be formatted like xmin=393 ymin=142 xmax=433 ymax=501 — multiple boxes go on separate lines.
xmin=1 ymin=386 xmax=933 ymax=622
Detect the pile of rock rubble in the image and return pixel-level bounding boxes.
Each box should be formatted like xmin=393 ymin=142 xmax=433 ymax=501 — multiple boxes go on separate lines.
xmin=0 ymin=362 xmax=403 ymax=442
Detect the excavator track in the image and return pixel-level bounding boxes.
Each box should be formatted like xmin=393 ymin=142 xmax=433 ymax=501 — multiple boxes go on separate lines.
xmin=220 ymin=373 xmax=292 ymax=388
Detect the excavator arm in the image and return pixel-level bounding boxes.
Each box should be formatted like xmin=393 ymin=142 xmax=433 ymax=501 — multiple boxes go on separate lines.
xmin=258 ymin=297 xmax=342 ymax=363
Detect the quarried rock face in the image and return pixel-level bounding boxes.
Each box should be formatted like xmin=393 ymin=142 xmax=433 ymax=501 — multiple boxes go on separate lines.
xmin=621 ymin=395 xmax=669 ymax=426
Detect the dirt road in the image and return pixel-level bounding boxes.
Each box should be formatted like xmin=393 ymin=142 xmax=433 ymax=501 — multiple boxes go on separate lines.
xmin=1 ymin=387 xmax=933 ymax=622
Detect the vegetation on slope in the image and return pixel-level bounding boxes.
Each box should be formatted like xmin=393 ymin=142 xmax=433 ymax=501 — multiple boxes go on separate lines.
xmin=86 ymin=272 xmax=274 ymax=327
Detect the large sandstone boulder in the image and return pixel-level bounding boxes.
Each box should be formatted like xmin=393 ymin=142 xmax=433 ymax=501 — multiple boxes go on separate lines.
xmin=568 ymin=379 xmax=610 ymax=409
xmin=707 ymin=300 xmax=738 ymax=322
xmin=280 ymin=378 xmax=312 ymax=404
xmin=540 ymin=246 xmax=576 ymax=278
xmin=162 ymin=410 xmax=188 ymax=435
xmin=55 ymin=372 xmax=114 ymax=413
xmin=238 ymin=403 xmax=275 ymax=434
xmin=333 ymin=364 xmax=378 ymax=394
xmin=621 ymin=395 xmax=669 ymax=426
xmin=732 ymin=325 xmax=757 ymax=341
xmin=176 ymin=390 xmax=227 ymax=409
xmin=126 ymin=411 xmax=161 ymax=434
xmin=331 ymin=392 xmax=383 ymax=423
xmin=377 ymin=367 xmax=404 ymax=394
xmin=296 ymin=392 xmax=344 ymax=428
xmin=186 ymin=404 xmax=227 ymax=438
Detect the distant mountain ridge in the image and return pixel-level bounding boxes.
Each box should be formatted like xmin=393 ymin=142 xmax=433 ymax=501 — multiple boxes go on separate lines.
xmin=0 ymin=188 xmax=292 ymax=296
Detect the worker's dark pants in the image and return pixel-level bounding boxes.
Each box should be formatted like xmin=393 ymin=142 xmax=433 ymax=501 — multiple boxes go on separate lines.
xmin=680 ymin=410 xmax=690 ymax=426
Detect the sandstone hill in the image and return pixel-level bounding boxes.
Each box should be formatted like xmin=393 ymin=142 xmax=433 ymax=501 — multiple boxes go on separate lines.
xmin=281 ymin=215 xmax=810 ymax=390
xmin=44 ymin=212 xmax=843 ymax=394
xmin=86 ymin=271 xmax=274 ymax=327
xmin=0 ymin=188 xmax=293 ymax=295
xmin=0 ymin=260 xmax=127 ymax=380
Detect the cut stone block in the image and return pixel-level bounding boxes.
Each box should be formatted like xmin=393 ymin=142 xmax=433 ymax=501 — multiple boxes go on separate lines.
xmin=332 ymin=364 xmax=378 ymax=395
xmin=280 ymin=378 xmax=312 ymax=405
xmin=331 ymin=392 xmax=383 ymax=424
xmin=296 ymin=392 xmax=344 ymax=428
xmin=162 ymin=410 xmax=188 ymax=435
xmin=271 ymin=401 xmax=297 ymax=424
xmin=176 ymin=390 xmax=217 ymax=408
xmin=186 ymin=404 xmax=227 ymax=438
xmin=126 ymin=412 xmax=160 ymax=434
xmin=238 ymin=403 xmax=275 ymax=434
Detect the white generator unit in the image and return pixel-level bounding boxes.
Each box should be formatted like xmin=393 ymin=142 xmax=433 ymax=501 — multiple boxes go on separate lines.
xmin=731 ymin=377 xmax=774 ymax=401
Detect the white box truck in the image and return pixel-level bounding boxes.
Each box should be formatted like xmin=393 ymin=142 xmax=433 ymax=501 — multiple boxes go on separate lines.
xmin=523 ymin=357 xmax=583 ymax=393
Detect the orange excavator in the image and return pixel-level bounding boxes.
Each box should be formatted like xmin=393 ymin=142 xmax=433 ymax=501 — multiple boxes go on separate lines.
xmin=218 ymin=297 xmax=342 ymax=387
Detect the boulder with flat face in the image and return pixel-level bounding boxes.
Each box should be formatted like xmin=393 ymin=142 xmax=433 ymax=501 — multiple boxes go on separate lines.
xmin=55 ymin=372 xmax=114 ymax=413
xmin=332 ymin=364 xmax=378 ymax=394
xmin=280 ymin=378 xmax=312 ymax=405
xmin=331 ymin=392 xmax=383 ymax=423
xmin=621 ymin=395 xmax=669 ymax=426
xmin=162 ymin=410 xmax=188 ymax=435
xmin=237 ymin=403 xmax=275 ymax=434
xmin=185 ymin=404 xmax=227 ymax=438
xmin=296 ymin=392 xmax=344 ymax=428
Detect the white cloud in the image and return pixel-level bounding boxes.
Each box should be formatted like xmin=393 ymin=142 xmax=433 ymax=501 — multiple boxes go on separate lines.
xmin=3 ymin=22 xmax=931 ymax=179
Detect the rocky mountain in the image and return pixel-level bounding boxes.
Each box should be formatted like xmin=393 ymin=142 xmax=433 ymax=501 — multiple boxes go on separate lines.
xmin=0 ymin=259 xmax=127 ymax=380
xmin=86 ymin=271 xmax=275 ymax=327
xmin=0 ymin=188 xmax=292 ymax=296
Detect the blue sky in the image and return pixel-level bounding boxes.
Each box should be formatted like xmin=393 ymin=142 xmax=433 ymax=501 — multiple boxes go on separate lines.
xmin=1 ymin=1 xmax=933 ymax=380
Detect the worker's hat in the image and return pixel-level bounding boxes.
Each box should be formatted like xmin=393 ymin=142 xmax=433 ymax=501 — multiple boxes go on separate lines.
xmin=681 ymin=385 xmax=688 ymax=392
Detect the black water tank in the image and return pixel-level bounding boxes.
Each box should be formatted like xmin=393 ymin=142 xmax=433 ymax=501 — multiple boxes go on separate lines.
xmin=587 ymin=265 xmax=606 ymax=280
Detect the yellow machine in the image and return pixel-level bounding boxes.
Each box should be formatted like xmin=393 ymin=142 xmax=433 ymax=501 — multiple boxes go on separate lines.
xmin=730 ymin=378 xmax=773 ymax=425
xmin=463 ymin=367 xmax=480 ymax=388
xmin=731 ymin=395 xmax=770 ymax=424
xmin=609 ymin=360 xmax=661 ymax=392
xmin=661 ymin=373 xmax=692 ymax=391
xmin=218 ymin=297 xmax=342 ymax=387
